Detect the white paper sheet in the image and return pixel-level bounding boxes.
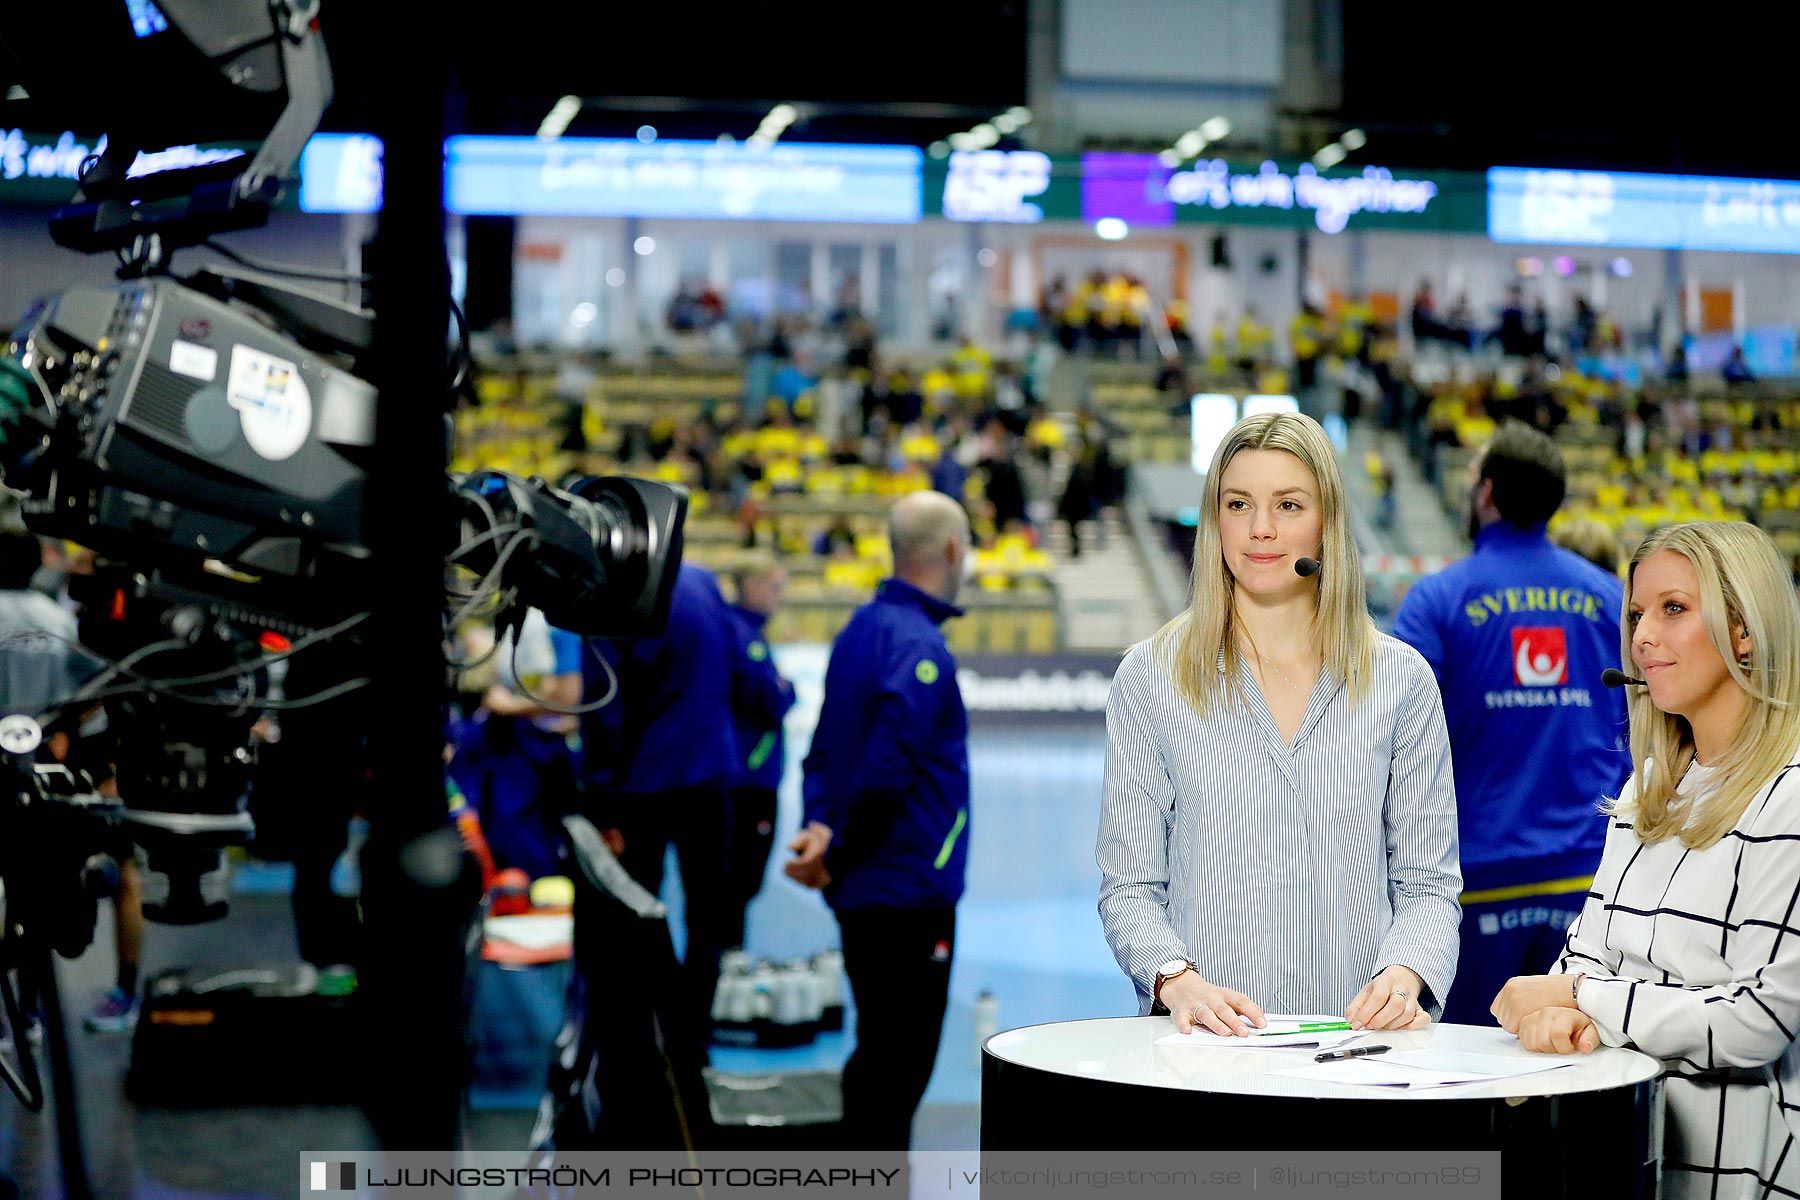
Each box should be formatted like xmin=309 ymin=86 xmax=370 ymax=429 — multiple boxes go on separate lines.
xmin=1155 ymin=1014 xmax=1367 ymax=1050
xmin=1271 ymin=1050 xmax=1576 ymax=1090
xmin=1385 ymin=1050 xmax=1577 ymax=1079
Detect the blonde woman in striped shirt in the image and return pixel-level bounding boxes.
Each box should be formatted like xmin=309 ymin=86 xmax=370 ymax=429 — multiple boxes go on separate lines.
xmin=1098 ymin=412 xmax=1461 ymax=1037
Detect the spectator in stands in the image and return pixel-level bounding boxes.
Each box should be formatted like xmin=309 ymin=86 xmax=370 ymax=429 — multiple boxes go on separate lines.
xmin=1493 ymin=286 xmax=1533 ymax=357
xmin=813 ymin=514 xmax=858 ymax=559
xmin=1156 ymin=352 xmax=1191 ymax=413
xmin=677 ymin=283 xmax=716 ymax=333
xmin=1519 ymin=357 xmax=1567 ymax=435
xmin=992 ymin=362 xmax=1026 ymax=418
xmin=1057 ymin=433 xmax=1101 ymax=559
xmin=772 ymin=351 xmax=819 ymax=411
xmin=1393 ymin=421 xmax=1629 ymax=1026
xmin=1338 ymin=294 xmax=1375 ymax=368
xmin=1364 ymin=450 xmax=1396 ymax=530
xmin=1570 ymin=295 xmax=1597 ymax=355
xmin=976 ymin=417 xmax=1029 ymax=532
xmin=829 ymin=274 xmax=864 ymax=330
xmin=843 ymin=315 xmax=877 ymax=376
xmin=1620 ymin=408 xmax=1648 ymax=462
xmin=765 ymin=318 xmax=794 ymax=362
xmin=1291 ymin=303 xmax=1326 ymax=405
xmin=723 ymin=559 xmax=795 ymax=951
xmin=1666 ymin=339 xmax=1690 ymax=382
xmin=1445 ymin=293 xmax=1475 ymax=350
xmin=1041 ymin=276 xmax=1069 ymax=344
xmin=1707 ymin=419 xmax=1735 ymax=455
xmin=828 ymin=435 xmax=863 ymax=467
xmin=1724 ymin=344 xmax=1756 ymax=385
xmin=930 ymin=433 xmax=970 ymax=506
xmin=1410 ymin=281 xmax=1440 ymax=346
xmin=787 ymin=491 xmax=973 ymax=1149
xmin=1022 ymin=330 xmax=1057 ymax=409
xmin=951 ymin=334 xmax=993 ymax=402
xmin=1235 ymin=305 xmax=1273 ymax=380
xmin=1165 ymin=297 xmax=1194 ymax=355
xmin=861 ymin=365 xmax=922 ymax=429
xmin=1551 ymin=517 xmax=1622 ymax=576
xmin=1723 ymin=472 xmax=1759 ymax=520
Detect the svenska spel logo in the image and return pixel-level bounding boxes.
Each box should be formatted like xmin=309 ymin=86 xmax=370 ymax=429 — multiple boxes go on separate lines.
xmin=1512 ymin=627 xmax=1569 ymax=686
xmin=310 ymin=1161 xmax=356 ymax=1192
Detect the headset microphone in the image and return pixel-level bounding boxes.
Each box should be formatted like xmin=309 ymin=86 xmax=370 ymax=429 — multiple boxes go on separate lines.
xmin=1601 ymin=668 xmax=1647 ymax=688
xmin=1294 ymin=557 xmax=1322 ymax=578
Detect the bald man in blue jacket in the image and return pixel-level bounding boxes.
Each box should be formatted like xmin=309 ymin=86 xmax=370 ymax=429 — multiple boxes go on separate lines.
xmin=788 ymin=490 xmax=973 ymax=1149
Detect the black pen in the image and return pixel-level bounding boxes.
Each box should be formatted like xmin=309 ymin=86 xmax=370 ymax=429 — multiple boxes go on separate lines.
xmin=1314 ymin=1044 xmax=1391 ymax=1062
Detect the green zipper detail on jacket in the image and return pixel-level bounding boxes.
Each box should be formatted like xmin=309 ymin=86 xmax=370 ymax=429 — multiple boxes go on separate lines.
xmin=934 ymin=808 xmax=968 ymax=870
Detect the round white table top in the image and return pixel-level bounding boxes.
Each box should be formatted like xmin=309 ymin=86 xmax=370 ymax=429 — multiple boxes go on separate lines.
xmin=983 ymin=1016 xmax=1663 ymax=1103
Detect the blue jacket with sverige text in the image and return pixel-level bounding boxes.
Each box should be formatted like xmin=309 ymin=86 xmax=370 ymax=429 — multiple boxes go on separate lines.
xmin=1392 ymin=522 xmax=1630 ymax=893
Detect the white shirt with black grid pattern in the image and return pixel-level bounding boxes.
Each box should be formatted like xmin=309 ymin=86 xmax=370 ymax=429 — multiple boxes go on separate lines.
xmin=1557 ymin=743 xmax=1800 ymax=1200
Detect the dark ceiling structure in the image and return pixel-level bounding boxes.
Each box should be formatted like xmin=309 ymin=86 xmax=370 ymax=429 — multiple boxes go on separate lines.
xmin=1340 ymin=5 xmax=1800 ymax=178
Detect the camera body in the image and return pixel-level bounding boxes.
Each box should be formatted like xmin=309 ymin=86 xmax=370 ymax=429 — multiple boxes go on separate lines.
xmin=9 ymin=275 xmax=373 ymax=619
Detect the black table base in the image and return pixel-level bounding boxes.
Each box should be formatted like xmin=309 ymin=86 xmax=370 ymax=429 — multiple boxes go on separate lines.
xmin=982 ymin=1051 xmax=1658 ymax=1200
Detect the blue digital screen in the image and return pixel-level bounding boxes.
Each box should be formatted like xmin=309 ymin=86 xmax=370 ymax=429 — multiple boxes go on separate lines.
xmin=1490 ymin=166 xmax=1800 ymax=253
xmin=298 ymin=134 xmax=386 ymax=215
xmin=124 ymin=0 xmax=169 ymax=36
xmin=445 ymin=136 xmax=922 ymax=223
xmin=1688 ymin=327 xmax=1800 ymax=378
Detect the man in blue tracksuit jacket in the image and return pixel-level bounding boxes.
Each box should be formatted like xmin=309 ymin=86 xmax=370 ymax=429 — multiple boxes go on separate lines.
xmin=1393 ymin=421 xmax=1630 ymax=1026
xmin=577 ymin=562 xmax=740 ymax=1142
xmin=787 ymin=490 xmax=972 ymax=1149
xmin=723 ymin=558 xmax=796 ymax=949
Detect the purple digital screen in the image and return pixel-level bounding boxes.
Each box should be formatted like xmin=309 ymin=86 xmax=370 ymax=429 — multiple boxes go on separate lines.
xmin=1080 ymin=152 xmax=1174 ymax=227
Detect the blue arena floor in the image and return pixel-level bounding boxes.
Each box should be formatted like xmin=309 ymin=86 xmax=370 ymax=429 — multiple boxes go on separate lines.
xmin=687 ymin=726 xmax=1126 ymax=1141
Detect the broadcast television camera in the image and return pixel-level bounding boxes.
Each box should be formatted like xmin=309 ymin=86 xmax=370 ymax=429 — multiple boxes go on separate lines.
xmin=0 ymin=0 xmax=689 ymax=1172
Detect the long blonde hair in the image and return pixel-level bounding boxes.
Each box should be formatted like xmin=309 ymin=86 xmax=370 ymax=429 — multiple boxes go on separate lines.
xmin=1612 ymin=522 xmax=1800 ymax=848
xmin=1149 ymin=411 xmax=1376 ymax=714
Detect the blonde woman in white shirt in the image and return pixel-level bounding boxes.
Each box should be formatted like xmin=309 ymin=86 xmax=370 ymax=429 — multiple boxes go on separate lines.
xmin=1098 ymin=412 xmax=1460 ymax=1037
xmin=1491 ymin=521 xmax=1800 ymax=1199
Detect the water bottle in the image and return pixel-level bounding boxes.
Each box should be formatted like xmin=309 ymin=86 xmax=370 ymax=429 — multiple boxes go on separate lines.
xmin=749 ymin=960 xmax=778 ymax=1023
xmin=331 ymin=816 xmax=370 ymax=898
xmin=771 ymin=967 xmax=808 ymax=1028
xmin=811 ymin=950 xmax=844 ymax=1007
xmin=723 ymin=972 xmax=758 ymax=1025
xmin=711 ymin=965 xmax=740 ymax=1024
xmin=792 ymin=958 xmax=825 ymax=1025
xmin=973 ymin=988 xmax=999 ymax=1066
xmin=812 ymin=948 xmax=846 ymax=1030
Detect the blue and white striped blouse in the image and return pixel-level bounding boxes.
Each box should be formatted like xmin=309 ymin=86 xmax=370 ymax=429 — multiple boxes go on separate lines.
xmin=1097 ymin=632 xmax=1463 ymax=1017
